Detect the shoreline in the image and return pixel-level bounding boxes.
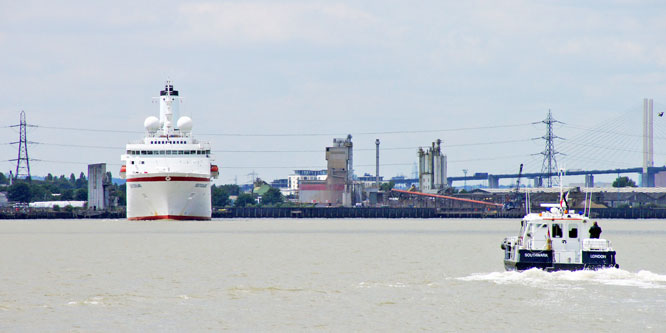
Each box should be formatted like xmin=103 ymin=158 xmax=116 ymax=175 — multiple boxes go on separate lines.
xmin=2 ymin=207 xmax=666 ymax=219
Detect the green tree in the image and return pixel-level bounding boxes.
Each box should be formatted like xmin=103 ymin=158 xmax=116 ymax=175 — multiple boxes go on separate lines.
xmin=69 ymin=173 xmax=76 ymax=184
xmin=211 ymin=185 xmax=230 ymax=207
xmin=76 ymin=172 xmax=87 ymax=188
xmin=0 ymin=172 xmax=8 ymax=185
xmin=61 ymin=189 xmax=74 ymax=200
xmin=379 ymin=180 xmax=395 ymax=192
xmin=116 ymin=184 xmax=126 ymax=206
xmin=219 ymin=184 xmax=240 ymax=196
xmin=30 ymin=184 xmax=50 ymax=201
xmin=75 ymin=188 xmax=88 ymax=201
xmin=261 ymin=187 xmax=284 ymax=206
xmin=234 ymin=193 xmax=256 ymax=207
xmin=7 ymin=182 xmax=32 ymax=203
xmin=612 ymin=176 xmax=637 ymax=188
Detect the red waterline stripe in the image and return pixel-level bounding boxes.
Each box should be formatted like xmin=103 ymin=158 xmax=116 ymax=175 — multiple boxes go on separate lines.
xmin=128 ymin=215 xmax=211 ymax=221
xmin=126 ymin=176 xmax=210 ymax=182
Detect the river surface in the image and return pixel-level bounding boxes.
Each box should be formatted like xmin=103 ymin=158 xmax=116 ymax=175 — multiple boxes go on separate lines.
xmin=0 ymin=218 xmax=665 ymax=332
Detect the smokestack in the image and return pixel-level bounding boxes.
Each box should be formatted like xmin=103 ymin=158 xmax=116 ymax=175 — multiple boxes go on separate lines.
xmin=375 ymin=139 xmax=380 ymax=188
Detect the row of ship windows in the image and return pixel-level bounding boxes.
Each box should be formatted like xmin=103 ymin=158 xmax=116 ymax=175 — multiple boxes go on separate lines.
xmin=150 ymin=140 xmax=187 ymax=144
xmin=127 ymin=150 xmax=211 ymax=155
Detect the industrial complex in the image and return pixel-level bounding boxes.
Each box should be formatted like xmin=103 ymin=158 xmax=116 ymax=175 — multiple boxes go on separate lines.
xmin=4 ymin=97 xmax=666 ymax=218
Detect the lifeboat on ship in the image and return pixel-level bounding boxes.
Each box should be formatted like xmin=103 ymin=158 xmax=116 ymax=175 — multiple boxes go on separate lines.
xmin=211 ymin=164 xmax=219 ymax=178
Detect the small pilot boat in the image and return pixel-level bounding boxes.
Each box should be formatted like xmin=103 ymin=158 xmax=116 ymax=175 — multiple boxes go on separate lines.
xmin=501 ymin=173 xmax=619 ymax=271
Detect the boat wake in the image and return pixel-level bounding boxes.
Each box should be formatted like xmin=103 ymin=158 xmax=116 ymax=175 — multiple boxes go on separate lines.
xmin=458 ymin=268 xmax=666 ymax=289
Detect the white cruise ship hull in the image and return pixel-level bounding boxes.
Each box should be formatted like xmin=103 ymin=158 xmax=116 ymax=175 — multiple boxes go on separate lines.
xmin=126 ymin=173 xmax=211 ymax=220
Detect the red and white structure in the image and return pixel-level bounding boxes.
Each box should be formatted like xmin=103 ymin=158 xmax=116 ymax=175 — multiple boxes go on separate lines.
xmin=120 ymin=82 xmax=218 ymax=220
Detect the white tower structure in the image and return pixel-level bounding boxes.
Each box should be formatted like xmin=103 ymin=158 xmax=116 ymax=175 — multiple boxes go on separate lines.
xmin=158 ymin=82 xmax=181 ymax=135
xmin=88 ymin=163 xmax=108 ymax=210
xmin=643 ymin=98 xmax=654 ymax=187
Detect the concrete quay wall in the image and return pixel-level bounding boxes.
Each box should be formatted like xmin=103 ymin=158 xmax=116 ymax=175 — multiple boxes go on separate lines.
xmin=2 ymin=207 xmax=666 ymax=219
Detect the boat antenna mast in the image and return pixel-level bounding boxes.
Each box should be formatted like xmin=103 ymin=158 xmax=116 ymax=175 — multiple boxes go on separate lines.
xmin=157 ymin=80 xmax=182 ymax=137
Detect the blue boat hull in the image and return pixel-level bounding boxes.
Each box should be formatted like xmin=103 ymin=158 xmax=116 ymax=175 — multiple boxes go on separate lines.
xmin=504 ymin=249 xmax=618 ymax=271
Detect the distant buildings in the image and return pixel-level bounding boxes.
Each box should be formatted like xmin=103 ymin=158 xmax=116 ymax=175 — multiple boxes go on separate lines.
xmin=0 ymin=192 xmax=8 ymax=207
xmin=29 ymin=201 xmax=86 ymax=209
xmin=285 ymin=169 xmax=327 ymax=197
xmin=357 ymin=173 xmax=384 ymax=187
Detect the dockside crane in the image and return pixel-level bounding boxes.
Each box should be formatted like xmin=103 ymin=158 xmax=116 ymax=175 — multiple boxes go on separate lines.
xmin=504 ymin=164 xmax=523 ymax=210
xmin=515 ymin=163 xmax=523 ymax=193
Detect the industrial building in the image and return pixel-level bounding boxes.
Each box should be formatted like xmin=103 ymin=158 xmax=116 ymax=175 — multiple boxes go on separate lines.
xmin=87 ymin=163 xmax=110 ymax=210
xmin=418 ymin=139 xmax=448 ymax=193
xmin=299 ymin=135 xmax=354 ymax=206
xmin=286 ymin=170 xmax=327 ymax=197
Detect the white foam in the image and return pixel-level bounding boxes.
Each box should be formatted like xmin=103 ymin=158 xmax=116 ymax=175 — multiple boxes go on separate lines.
xmin=458 ymin=268 xmax=666 ymax=289
xmin=358 ymin=281 xmax=408 ymax=288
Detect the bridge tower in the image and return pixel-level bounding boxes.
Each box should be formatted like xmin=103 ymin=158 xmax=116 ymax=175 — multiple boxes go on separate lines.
xmin=642 ymin=98 xmax=655 ymax=187
xmin=9 ymin=111 xmax=32 ymax=180
xmin=538 ymin=110 xmax=563 ymax=187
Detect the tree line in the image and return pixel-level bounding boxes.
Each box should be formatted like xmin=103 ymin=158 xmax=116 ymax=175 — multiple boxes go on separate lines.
xmin=211 ymin=184 xmax=286 ymax=208
xmin=0 ymin=172 xmax=285 ymax=208
xmin=0 ymin=171 xmax=126 ymax=206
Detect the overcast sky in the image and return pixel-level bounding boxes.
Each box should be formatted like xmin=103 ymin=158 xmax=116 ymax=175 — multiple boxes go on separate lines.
xmin=2 ymin=0 xmax=666 ymax=186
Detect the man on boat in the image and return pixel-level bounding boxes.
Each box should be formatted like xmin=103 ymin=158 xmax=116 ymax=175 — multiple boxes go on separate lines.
xmin=589 ymin=222 xmax=602 ymax=239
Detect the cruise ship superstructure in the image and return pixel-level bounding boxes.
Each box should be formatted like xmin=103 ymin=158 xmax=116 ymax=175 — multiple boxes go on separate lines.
xmin=120 ymin=82 xmax=218 ymax=220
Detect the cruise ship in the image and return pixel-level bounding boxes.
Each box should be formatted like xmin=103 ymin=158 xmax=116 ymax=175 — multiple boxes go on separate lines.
xmin=120 ymin=82 xmax=218 ymax=220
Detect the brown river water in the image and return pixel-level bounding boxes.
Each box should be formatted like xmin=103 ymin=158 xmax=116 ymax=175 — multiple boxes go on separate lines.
xmin=0 ymin=218 xmax=665 ymax=332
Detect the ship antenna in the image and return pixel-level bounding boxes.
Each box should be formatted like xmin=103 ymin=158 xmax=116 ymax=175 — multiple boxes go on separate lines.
xmin=558 ymin=168 xmax=565 ymax=212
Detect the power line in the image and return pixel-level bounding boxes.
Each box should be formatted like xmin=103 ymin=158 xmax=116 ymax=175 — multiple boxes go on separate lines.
xmin=33 ymin=125 xmax=142 ymax=134
xmin=3 ymin=138 xmax=534 ymax=153
xmin=30 ymin=159 xmax=123 ymax=167
xmin=22 ymin=122 xmax=534 ymax=137
xmin=217 ymin=154 xmax=535 ymax=170
xmin=562 ymin=123 xmax=666 ymax=140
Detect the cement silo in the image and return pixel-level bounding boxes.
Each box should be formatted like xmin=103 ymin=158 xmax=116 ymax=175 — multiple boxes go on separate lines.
xmin=418 ymin=139 xmax=448 ymax=194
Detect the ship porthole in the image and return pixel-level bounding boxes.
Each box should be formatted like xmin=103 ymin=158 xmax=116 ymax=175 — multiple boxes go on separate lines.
xmin=165 ymin=176 xmax=171 ymax=181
